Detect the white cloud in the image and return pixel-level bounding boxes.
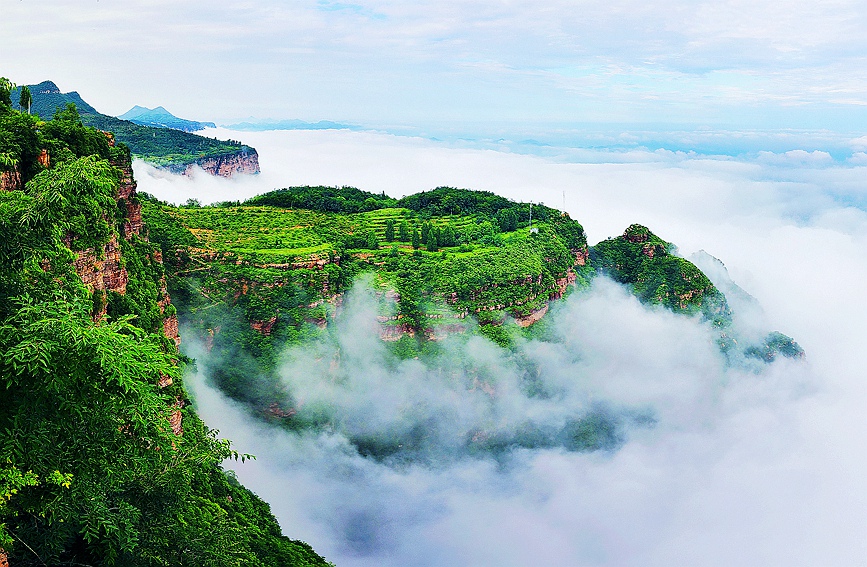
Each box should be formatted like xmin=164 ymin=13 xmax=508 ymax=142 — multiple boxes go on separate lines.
xmin=167 ymin=129 xmax=867 ymax=567
xmin=2 ymin=1 xmax=865 ymax=126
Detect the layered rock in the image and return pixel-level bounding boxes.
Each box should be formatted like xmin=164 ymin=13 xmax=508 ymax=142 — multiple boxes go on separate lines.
xmin=164 ymin=148 xmax=260 ymax=178
xmin=0 ymin=167 xmax=22 ymax=192
xmin=515 ymin=303 xmax=549 ymax=327
xmin=69 ymin=233 xmax=128 ymax=299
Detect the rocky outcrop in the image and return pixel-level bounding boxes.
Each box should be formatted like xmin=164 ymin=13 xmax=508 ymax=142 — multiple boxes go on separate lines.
xmin=515 ymin=303 xmax=549 ymax=327
xmin=70 ymin=234 xmax=129 ymax=318
xmin=251 ymin=315 xmax=278 ymax=336
xmin=0 ymin=167 xmax=22 ymax=192
xmin=380 ymin=322 xmax=416 ymax=341
xmin=168 ymin=148 xmax=260 ymax=178
xmin=574 ymin=247 xmax=588 ymax=266
xmin=197 ymin=149 xmax=259 ymax=177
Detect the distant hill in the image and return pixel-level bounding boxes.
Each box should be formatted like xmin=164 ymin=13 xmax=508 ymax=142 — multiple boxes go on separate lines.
xmin=118 ymin=105 xmax=216 ymax=132
xmin=11 ymin=81 xmax=256 ymax=176
xmin=224 ymin=118 xmax=358 ymax=131
xmin=12 ymin=80 xmax=98 ymax=118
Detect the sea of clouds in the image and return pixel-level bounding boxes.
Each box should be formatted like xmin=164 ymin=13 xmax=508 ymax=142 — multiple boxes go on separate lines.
xmin=137 ymin=128 xmax=867 ymax=566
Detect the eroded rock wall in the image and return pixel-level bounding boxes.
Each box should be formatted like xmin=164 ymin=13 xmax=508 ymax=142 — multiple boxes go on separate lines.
xmin=0 ymin=167 xmax=22 ymax=192
xmin=166 ymin=149 xmax=260 ymax=178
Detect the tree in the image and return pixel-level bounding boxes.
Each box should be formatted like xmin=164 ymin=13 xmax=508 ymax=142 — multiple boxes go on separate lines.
xmin=366 ymin=231 xmax=379 ymax=250
xmin=411 ymin=229 xmax=420 ymax=250
xmin=18 ymin=85 xmax=31 ymax=115
xmin=496 ymin=208 xmax=518 ymax=232
xmin=441 ymin=225 xmax=456 ymax=247
xmin=426 ymin=230 xmax=438 ymax=252
xmin=385 ymin=219 xmax=395 ymax=242
xmin=398 ymin=220 xmax=409 ymax=242
xmin=0 ymin=78 xmax=13 ymax=107
xmin=420 ymin=222 xmax=430 ymax=244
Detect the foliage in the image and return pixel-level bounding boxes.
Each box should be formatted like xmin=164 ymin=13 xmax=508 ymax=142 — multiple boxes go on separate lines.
xmin=0 ymin=78 xmax=12 ymax=107
xmin=41 ymin=103 xmax=113 ymax=163
xmin=18 ymin=85 xmax=31 ymax=114
xmin=25 ymin=155 xmax=120 ymax=251
xmin=0 ymin=101 xmax=330 ymax=566
xmin=745 ymin=331 xmax=805 ymax=362
xmin=385 ymin=218 xmax=395 ymax=242
xmin=245 ymin=185 xmax=397 ymax=213
xmin=590 ymin=224 xmax=728 ymax=320
xmin=83 ymin=112 xmax=254 ymax=169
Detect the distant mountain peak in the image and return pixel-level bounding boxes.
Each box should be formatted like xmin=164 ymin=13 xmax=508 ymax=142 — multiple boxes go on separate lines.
xmin=33 ymin=80 xmax=61 ymax=94
xmin=117 ymin=105 xmax=215 ymax=132
xmin=118 ymin=105 xmax=151 ymax=120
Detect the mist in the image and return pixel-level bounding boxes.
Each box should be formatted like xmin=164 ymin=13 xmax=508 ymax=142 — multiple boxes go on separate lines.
xmin=145 ymin=129 xmax=867 ymax=566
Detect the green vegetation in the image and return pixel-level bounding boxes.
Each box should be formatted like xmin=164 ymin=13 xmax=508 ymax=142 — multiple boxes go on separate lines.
xmin=80 ymin=112 xmax=253 ymax=170
xmin=142 ymin=184 xmax=804 ymax=415
xmin=745 ymin=331 xmax=806 ymax=362
xmin=140 ymin=187 xmax=590 ymax=405
xmin=591 ymin=223 xmax=729 ymax=321
xmin=0 ymin=81 xmax=329 ymax=566
xmin=10 ymin=81 xmax=253 ymax=169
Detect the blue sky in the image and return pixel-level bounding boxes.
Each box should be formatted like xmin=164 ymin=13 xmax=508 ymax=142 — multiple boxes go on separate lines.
xmin=2 ymin=0 xmax=866 ymax=152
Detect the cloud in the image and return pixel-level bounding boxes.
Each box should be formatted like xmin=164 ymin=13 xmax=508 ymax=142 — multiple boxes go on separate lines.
xmin=169 ymin=129 xmax=867 ymax=567
xmin=2 ymin=1 xmax=866 ymax=126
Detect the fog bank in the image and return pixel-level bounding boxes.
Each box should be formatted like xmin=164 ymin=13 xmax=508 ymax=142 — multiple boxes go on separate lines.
xmin=144 ymin=129 xmax=867 ymax=566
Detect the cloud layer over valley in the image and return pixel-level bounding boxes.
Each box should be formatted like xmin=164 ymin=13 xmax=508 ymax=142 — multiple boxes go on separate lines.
xmin=145 ymin=129 xmax=867 ymax=566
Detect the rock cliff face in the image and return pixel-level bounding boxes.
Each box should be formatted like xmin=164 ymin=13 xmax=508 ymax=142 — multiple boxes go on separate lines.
xmin=165 ymin=148 xmax=260 ymax=178
xmin=194 ymin=148 xmax=259 ymax=177
xmin=0 ymin=167 xmax=22 ymax=192
xmin=69 ymin=233 xmax=128 ymax=295
xmin=61 ymin=143 xmax=180 ymax=348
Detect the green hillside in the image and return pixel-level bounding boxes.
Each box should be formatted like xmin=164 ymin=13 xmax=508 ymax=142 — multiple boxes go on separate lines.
xmin=142 ymin=184 xmax=804 ymax=415
xmin=10 ymin=81 xmax=253 ymax=169
xmin=0 ymin=81 xmax=328 ymax=566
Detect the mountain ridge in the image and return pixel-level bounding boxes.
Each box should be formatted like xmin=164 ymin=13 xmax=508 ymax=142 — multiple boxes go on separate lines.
xmin=10 ymin=80 xmax=255 ymax=178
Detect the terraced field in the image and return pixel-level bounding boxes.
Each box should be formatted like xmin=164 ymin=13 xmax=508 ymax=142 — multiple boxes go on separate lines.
xmin=164 ymin=205 xmax=495 ymax=264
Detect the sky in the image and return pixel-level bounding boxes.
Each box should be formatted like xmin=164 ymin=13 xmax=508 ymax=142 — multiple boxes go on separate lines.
xmin=2 ymin=0 xmax=867 ymax=142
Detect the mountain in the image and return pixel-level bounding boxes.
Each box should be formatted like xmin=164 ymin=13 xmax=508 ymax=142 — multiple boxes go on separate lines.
xmin=10 ymin=80 xmax=98 ymax=117
xmin=10 ymin=81 xmax=256 ymax=177
xmin=0 ymin=98 xmax=328 ymax=565
xmin=118 ymin=105 xmax=217 ymax=132
xmin=142 ymin=185 xmax=803 ymax=416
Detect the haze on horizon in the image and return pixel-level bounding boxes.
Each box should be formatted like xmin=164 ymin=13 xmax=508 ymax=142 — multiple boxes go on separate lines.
xmin=2 ymin=0 xmax=867 ymax=144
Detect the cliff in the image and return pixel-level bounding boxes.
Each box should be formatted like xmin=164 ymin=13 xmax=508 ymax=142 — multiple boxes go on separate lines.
xmin=60 ymin=136 xmax=181 ymax=347
xmin=169 ymin=147 xmax=260 ymax=177
xmin=591 ymin=223 xmax=726 ymax=318
xmin=0 ymin=167 xmax=21 ymax=192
